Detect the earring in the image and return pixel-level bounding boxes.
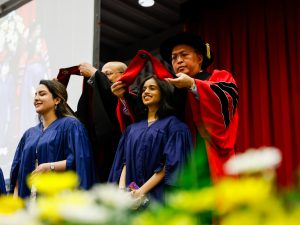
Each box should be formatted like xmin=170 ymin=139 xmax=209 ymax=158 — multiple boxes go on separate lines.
xmin=55 ymin=104 xmax=58 ymax=110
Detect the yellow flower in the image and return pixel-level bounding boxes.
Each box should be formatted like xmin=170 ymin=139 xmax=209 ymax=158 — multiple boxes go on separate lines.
xmin=264 ymin=216 xmax=290 ymax=225
xmin=0 ymin=195 xmax=24 ymax=215
xmin=131 ymin=212 xmax=150 ymax=225
xmin=166 ymin=214 xmax=197 ymax=225
xmin=36 ymin=195 xmax=62 ymax=222
xmin=287 ymin=205 xmax=300 ymax=225
xmin=37 ymin=190 xmax=92 ymax=223
xmin=215 ymin=177 xmax=272 ymax=214
xmin=27 ymin=171 xmax=78 ymax=195
xmin=132 ymin=211 xmax=196 ymax=225
xmin=168 ymin=188 xmax=215 ymax=213
xmin=222 ymin=209 xmax=261 ymax=225
xmin=222 ymin=203 xmax=289 ymax=225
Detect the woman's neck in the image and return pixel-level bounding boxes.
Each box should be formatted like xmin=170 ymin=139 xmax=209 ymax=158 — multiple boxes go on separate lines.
xmin=147 ymin=106 xmax=158 ymax=122
xmin=41 ymin=112 xmax=58 ymax=130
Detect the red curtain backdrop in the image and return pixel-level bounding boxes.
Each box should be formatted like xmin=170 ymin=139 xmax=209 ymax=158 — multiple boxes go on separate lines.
xmin=183 ymin=0 xmax=300 ymax=187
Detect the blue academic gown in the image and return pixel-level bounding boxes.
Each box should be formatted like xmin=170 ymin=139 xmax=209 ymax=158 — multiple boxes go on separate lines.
xmin=10 ymin=116 xmax=95 ymax=198
xmin=108 ymin=116 xmax=193 ymax=202
xmin=0 ymin=168 xmax=6 ymax=195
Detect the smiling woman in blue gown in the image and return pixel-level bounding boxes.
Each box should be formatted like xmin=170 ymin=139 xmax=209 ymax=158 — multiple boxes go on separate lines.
xmin=109 ymin=74 xmax=192 ymax=203
xmin=10 ymin=80 xmax=95 ymax=198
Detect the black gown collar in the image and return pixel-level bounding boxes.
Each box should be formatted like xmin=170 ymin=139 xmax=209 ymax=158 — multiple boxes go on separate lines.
xmin=194 ymin=71 xmax=211 ymax=81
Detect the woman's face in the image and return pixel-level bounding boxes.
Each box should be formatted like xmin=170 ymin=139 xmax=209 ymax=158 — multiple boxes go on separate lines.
xmin=141 ymin=78 xmax=161 ymax=108
xmin=34 ymin=84 xmax=59 ymax=115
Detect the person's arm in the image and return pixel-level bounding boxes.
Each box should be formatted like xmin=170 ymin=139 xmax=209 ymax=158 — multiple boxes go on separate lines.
xmin=131 ymin=167 xmax=166 ymax=198
xmin=187 ymin=70 xmax=239 ymax=157
xmin=13 ymin=181 xmax=18 ymax=197
xmin=119 ymin=165 xmax=126 ymax=190
xmin=31 ymin=160 xmax=67 ymax=175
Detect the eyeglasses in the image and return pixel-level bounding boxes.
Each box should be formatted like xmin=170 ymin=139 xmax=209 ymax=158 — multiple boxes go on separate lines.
xmin=171 ymin=51 xmax=196 ymax=63
xmin=102 ymin=71 xmax=124 ymax=76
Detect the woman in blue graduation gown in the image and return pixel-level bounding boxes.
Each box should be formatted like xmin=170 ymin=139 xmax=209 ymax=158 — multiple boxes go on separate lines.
xmin=109 ymin=74 xmax=192 ymax=203
xmin=10 ymin=80 xmax=95 ymax=198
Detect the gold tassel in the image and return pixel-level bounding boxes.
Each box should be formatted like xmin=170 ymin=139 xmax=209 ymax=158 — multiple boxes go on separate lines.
xmin=206 ymin=43 xmax=211 ymax=59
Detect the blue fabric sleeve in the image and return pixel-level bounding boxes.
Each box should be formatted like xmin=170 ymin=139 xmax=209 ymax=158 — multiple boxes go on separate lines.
xmin=65 ymin=118 xmax=95 ymax=189
xmin=163 ymin=122 xmax=193 ymax=186
xmin=108 ymin=128 xmax=128 ymax=184
xmin=9 ymin=133 xmax=26 ymax=193
xmin=0 ymin=168 xmax=7 ymax=194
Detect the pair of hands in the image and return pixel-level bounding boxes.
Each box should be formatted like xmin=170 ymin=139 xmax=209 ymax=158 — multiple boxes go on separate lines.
xmin=131 ymin=188 xmax=144 ymax=199
xmin=111 ymin=72 xmax=195 ymax=98
xmin=119 ymin=186 xmax=144 ymax=198
xmin=130 ymin=188 xmax=149 ymax=210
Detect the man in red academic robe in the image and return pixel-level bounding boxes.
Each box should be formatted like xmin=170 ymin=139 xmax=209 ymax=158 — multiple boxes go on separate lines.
xmin=160 ymin=32 xmax=238 ymax=183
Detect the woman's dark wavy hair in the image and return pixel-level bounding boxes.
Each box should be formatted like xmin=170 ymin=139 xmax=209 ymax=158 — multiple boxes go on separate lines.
xmin=135 ymin=74 xmax=176 ymax=121
xmin=38 ymin=80 xmax=75 ymax=120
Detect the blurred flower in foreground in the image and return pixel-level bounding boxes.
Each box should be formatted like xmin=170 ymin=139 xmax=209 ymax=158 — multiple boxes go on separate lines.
xmin=217 ymin=146 xmax=281 ymax=215
xmin=36 ymin=190 xmax=105 ymax=224
xmin=4 ymin=146 xmax=300 ymax=225
xmin=168 ymin=187 xmax=215 ymax=213
xmin=221 ymin=209 xmax=263 ymax=225
xmin=132 ymin=209 xmax=197 ymax=225
xmin=91 ymin=183 xmax=136 ymax=210
xmin=36 ymin=191 xmax=92 ymax=222
xmin=215 ymin=177 xmax=273 ymax=214
xmin=0 ymin=195 xmax=40 ymax=225
xmin=0 ymin=210 xmax=40 ymax=225
xmin=27 ymin=171 xmax=78 ymax=195
xmin=60 ymin=203 xmax=111 ymax=225
xmin=0 ymin=195 xmax=24 ymax=215
xmin=167 ymin=176 xmax=273 ymax=215
xmin=26 ymin=173 xmax=137 ymax=225
xmin=221 ymin=198 xmax=295 ymax=225
xmin=224 ymin=146 xmax=282 ymax=175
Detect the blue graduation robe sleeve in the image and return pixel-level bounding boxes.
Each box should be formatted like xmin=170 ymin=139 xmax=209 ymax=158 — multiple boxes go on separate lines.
xmin=0 ymin=168 xmax=7 ymax=194
xmin=108 ymin=128 xmax=128 ymax=184
xmin=162 ymin=122 xmax=193 ymax=186
xmin=65 ymin=120 xmax=96 ymax=189
xmin=9 ymin=132 xmax=29 ymax=195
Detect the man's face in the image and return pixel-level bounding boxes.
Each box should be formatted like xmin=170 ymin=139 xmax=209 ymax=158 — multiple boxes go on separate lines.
xmin=101 ymin=63 xmax=123 ymax=83
xmin=171 ymin=44 xmax=203 ymax=77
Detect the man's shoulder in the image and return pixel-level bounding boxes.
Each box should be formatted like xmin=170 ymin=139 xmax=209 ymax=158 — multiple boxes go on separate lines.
xmin=211 ymin=69 xmax=233 ymax=77
xmin=210 ymin=69 xmax=236 ymax=83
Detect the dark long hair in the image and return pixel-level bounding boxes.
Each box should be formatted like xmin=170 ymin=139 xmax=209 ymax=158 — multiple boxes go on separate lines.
xmin=39 ymin=80 xmax=75 ymax=118
xmin=135 ymin=74 xmax=176 ymax=121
